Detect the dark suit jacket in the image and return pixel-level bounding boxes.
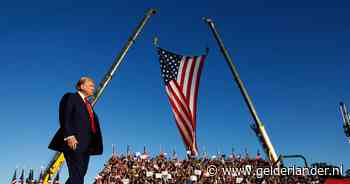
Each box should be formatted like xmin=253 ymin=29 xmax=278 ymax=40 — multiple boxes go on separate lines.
xmin=48 ymin=92 xmax=103 ymax=155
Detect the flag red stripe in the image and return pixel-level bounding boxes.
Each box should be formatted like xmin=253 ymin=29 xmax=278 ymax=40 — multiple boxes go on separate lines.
xmin=188 ymin=57 xmax=201 ymax=114
xmin=166 ymin=85 xmax=194 ymax=133
xmin=166 ymin=88 xmax=193 ymax=148
xmin=179 ymin=57 xmax=189 ymax=90
xmin=167 ymin=85 xmax=194 ymax=138
xmin=186 ymin=56 xmax=197 ymax=101
xmin=192 ymin=56 xmax=205 ymax=129
xmin=171 ymin=113 xmax=192 ymax=150
xmin=181 ymin=57 xmax=193 ymax=97
xmin=188 ymin=56 xmax=203 ymax=126
xmin=177 ymin=57 xmax=186 ymax=83
xmin=169 ymin=81 xmax=192 ymax=120
xmin=167 ymin=85 xmax=192 ymax=128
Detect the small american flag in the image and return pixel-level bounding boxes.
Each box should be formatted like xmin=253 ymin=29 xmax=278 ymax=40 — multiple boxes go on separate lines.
xmin=38 ymin=170 xmax=43 ymax=184
xmin=53 ymin=172 xmax=60 ymax=184
xmin=157 ymin=47 xmax=206 ymax=156
xmin=11 ymin=169 xmax=16 ymax=184
xmin=19 ymin=170 xmax=24 ymax=184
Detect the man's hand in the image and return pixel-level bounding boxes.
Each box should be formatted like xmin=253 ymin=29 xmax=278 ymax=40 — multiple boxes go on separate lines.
xmin=66 ymin=136 xmax=79 ymax=150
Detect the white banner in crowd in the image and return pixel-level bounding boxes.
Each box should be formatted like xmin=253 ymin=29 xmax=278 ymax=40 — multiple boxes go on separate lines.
xmin=122 ymin=178 xmax=129 ymax=184
xmin=236 ymin=177 xmax=243 ymax=183
xmin=190 ymin=175 xmax=197 ymax=181
xmin=194 ymin=169 xmax=202 ymax=175
xmin=140 ymin=154 xmax=149 ymax=160
xmin=146 ymin=171 xmax=153 ymax=177
xmin=155 ymin=173 xmax=162 ymax=179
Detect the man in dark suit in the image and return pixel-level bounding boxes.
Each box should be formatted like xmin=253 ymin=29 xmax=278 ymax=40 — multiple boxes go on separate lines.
xmin=49 ymin=76 xmax=103 ymax=184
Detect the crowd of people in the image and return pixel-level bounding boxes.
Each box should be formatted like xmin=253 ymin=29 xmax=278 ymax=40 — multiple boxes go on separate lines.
xmin=93 ymin=149 xmax=324 ymax=184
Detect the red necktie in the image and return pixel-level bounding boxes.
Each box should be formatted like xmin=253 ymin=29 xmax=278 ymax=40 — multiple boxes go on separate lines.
xmin=84 ymin=97 xmax=96 ymax=134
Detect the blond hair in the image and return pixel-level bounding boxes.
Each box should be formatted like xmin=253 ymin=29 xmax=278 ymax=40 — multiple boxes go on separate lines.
xmin=75 ymin=76 xmax=95 ymax=91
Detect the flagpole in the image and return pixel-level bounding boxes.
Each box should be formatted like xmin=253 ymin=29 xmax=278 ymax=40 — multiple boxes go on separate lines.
xmin=203 ymin=17 xmax=279 ymax=163
xmin=42 ymin=9 xmax=157 ymax=184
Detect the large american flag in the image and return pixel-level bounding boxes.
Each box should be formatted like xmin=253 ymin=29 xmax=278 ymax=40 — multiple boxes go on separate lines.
xmin=157 ymin=47 xmax=206 ymax=156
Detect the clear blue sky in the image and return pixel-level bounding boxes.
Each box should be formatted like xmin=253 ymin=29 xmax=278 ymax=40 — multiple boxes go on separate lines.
xmin=1 ymin=0 xmax=350 ymax=183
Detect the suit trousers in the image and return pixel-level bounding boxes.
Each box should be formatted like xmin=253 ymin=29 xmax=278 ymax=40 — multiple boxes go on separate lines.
xmin=63 ymin=149 xmax=90 ymax=184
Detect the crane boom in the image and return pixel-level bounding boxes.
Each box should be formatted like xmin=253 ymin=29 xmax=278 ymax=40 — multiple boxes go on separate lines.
xmin=203 ymin=17 xmax=279 ymax=163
